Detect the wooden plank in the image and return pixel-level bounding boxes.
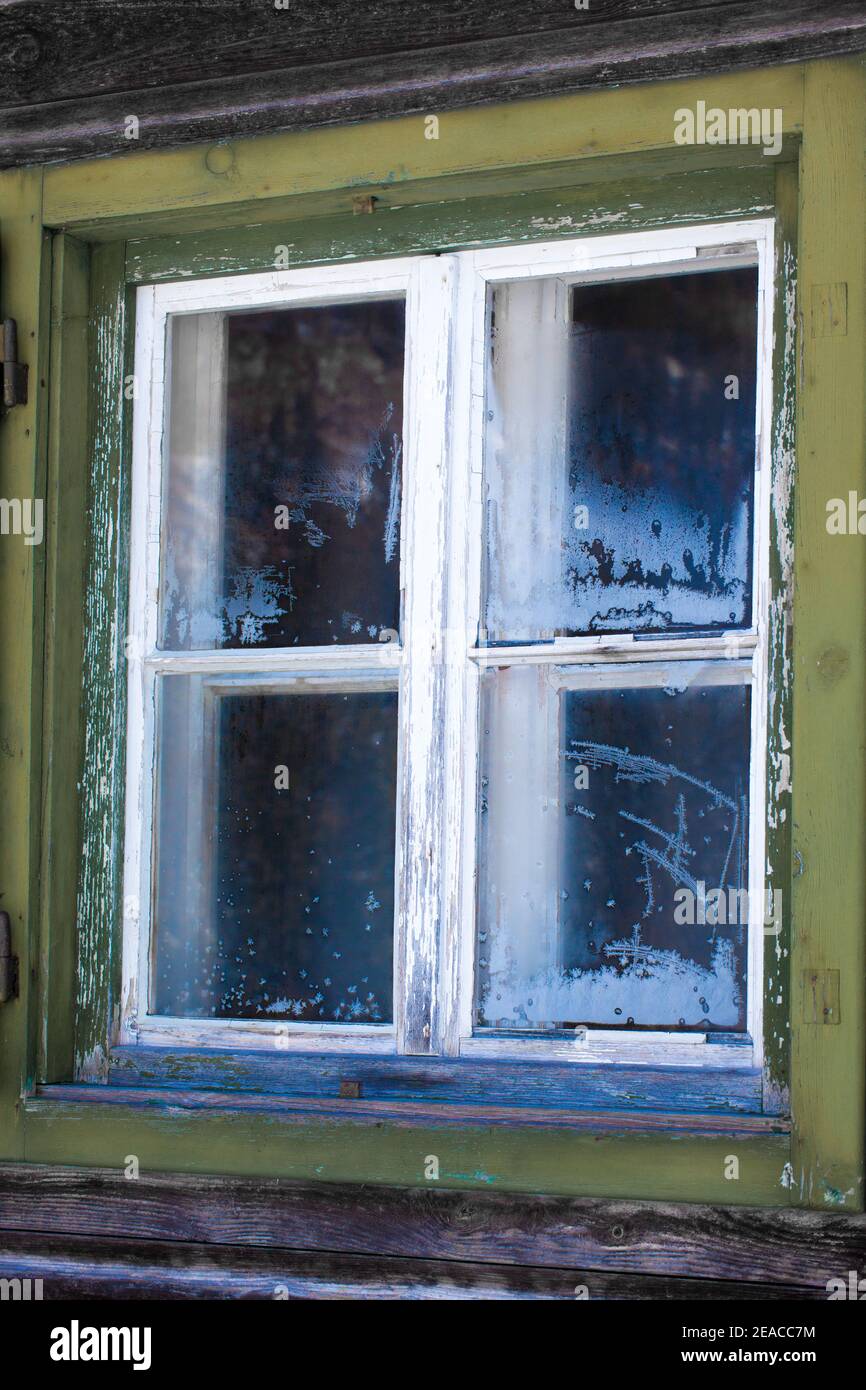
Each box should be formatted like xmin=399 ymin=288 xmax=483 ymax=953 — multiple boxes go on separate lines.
xmin=22 ymin=1094 xmax=791 ymax=1205
xmin=0 ymin=2 xmax=858 ymax=170
xmin=0 ymin=1 xmax=829 ymax=109
xmin=41 ymin=65 xmax=804 ymax=232
xmin=790 ymin=58 xmax=866 ymax=1211
xmin=37 ymin=234 xmax=91 ymax=1086
xmin=0 ymin=165 xmax=47 ymax=1160
xmin=108 ymin=1045 xmax=765 ymax=1115
xmin=0 ymin=1228 xmax=825 ymax=1299
xmin=0 ymin=1164 xmax=861 ymax=1287
xmin=37 ymin=1082 xmax=787 ymax=1137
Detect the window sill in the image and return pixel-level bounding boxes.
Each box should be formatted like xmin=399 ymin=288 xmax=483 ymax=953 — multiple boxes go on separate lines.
xmin=21 ymin=1084 xmax=793 ymax=1207
xmin=103 ymin=1043 xmax=775 ymax=1116
xmin=33 ymin=1084 xmax=789 ymax=1139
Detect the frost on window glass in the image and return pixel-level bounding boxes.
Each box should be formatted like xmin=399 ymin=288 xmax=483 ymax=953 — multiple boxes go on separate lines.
xmin=152 ymin=680 xmax=397 ymax=1021
xmin=482 ymin=267 xmax=757 ymax=642
xmin=476 ymin=671 xmax=750 ymax=1032
xmin=160 ymin=300 xmax=405 ymax=650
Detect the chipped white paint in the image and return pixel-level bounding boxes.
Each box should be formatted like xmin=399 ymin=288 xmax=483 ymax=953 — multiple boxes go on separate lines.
xmin=440 ymin=219 xmax=774 ymax=1070
xmin=123 ymin=222 xmax=775 ymax=1072
xmin=122 ymin=258 xmax=431 ymax=1054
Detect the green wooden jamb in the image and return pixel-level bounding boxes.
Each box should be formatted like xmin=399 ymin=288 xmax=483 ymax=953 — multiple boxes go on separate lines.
xmin=22 ymin=1096 xmax=791 ymax=1206
xmin=0 ymin=166 xmax=49 ymax=1160
xmin=761 ymin=161 xmax=798 ymax=1116
xmin=40 ymin=64 xmax=805 ymax=237
xmin=73 ymin=242 xmax=132 ymax=1083
xmin=36 ymin=233 xmax=91 ymax=1085
xmin=789 ymin=57 xmax=866 ymax=1212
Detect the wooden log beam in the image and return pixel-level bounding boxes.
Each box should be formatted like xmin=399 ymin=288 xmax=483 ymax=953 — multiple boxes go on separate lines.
xmin=0 ymin=1229 xmax=826 ymax=1299
xmin=0 ymin=1164 xmax=863 ymax=1290
xmin=1 ymin=1 xmax=864 ymax=169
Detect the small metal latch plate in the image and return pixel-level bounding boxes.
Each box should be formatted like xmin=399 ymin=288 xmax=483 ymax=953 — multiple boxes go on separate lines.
xmin=338 ymin=1080 xmax=361 ymax=1099
xmin=0 ymin=319 xmax=29 ymax=412
xmin=0 ymin=911 xmax=19 ymax=1003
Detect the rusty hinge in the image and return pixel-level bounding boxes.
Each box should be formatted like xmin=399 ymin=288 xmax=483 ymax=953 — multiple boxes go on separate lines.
xmin=0 ymin=911 xmax=19 ymax=1003
xmin=0 ymin=319 xmax=29 ymax=414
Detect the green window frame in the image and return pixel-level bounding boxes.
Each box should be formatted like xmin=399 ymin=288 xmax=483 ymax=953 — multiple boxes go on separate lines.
xmin=1 ymin=58 xmax=863 ymax=1210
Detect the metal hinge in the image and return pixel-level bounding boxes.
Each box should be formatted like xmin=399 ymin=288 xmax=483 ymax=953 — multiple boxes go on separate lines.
xmin=0 ymin=912 xmax=19 ymax=1003
xmin=0 ymin=319 xmax=29 ymax=414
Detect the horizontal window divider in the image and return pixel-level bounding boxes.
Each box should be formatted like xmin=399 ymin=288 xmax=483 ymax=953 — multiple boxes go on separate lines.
xmin=470 ymin=634 xmax=758 ymax=666
xmin=104 ymin=1045 xmax=766 ymax=1116
xmin=144 ymin=644 xmax=402 ymax=675
xmin=460 ymin=1037 xmax=756 ymax=1070
xmin=130 ymin=1020 xmax=396 ymax=1053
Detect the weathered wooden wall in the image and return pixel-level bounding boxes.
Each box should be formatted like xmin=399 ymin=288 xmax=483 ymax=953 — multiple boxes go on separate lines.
xmin=1 ymin=1164 xmax=864 ymax=1298
xmin=1 ymin=0 xmax=865 ymax=167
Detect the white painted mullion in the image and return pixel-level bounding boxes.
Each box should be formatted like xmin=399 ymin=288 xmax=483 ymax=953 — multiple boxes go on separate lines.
xmin=394 ymin=254 xmax=459 ymax=1055
xmin=437 ymin=252 xmax=484 ymax=1053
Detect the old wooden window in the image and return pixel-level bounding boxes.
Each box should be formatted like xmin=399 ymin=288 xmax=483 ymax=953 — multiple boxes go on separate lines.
xmin=123 ymin=220 xmax=773 ymax=1083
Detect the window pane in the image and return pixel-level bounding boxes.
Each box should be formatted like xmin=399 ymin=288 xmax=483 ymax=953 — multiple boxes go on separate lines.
xmin=476 ymin=669 xmax=750 ymax=1032
xmin=483 ymin=268 xmax=757 ymax=641
xmin=152 ymin=677 xmax=398 ymax=1021
xmin=160 ymin=299 xmax=405 ymax=650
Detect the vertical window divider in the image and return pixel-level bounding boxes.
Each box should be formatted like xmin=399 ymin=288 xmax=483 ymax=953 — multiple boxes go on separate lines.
xmin=395 ymin=254 xmax=461 ymax=1055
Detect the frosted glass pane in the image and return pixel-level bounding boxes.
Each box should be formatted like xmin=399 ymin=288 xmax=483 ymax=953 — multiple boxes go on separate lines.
xmin=153 ymin=678 xmax=398 ymax=1021
xmin=483 ymin=268 xmax=757 ymax=641
xmin=476 ymin=670 xmax=750 ymax=1032
xmin=160 ymin=300 xmax=405 ymax=650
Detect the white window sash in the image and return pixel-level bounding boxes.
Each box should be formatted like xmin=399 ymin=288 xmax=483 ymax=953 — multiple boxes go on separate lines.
xmin=439 ymin=218 xmax=775 ymax=1071
xmin=121 ymin=256 xmax=458 ymax=1054
xmin=122 ymin=220 xmax=775 ymax=1072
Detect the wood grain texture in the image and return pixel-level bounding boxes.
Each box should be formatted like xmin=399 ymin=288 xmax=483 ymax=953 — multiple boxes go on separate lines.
xmin=1 ymin=1 xmax=863 ymax=169
xmin=0 ymin=1229 xmax=827 ymax=1299
xmin=0 ymin=1 xmax=795 ymax=108
xmin=108 ymin=1045 xmax=765 ymax=1115
xmin=0 ymin=1163 xmax=862 ymax=1289
xmin=36 ymin=1083 xmax=788 ymax=1137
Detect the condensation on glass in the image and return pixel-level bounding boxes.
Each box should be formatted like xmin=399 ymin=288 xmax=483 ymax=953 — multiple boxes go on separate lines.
xmin=476 ymin=671 xmax=750 ymax=1032
xmin=160 ymin=300 xmax=405 ymax=649
xmin=476 ymin=264 xmax=759 ymax=1035
xmin=151 ymin=298 xmax=405 ymax=1023
xmin=153 ymin=681 xmax=398 ymax=1020
xmin=482 ymin=268 xmax=757 ymax=642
